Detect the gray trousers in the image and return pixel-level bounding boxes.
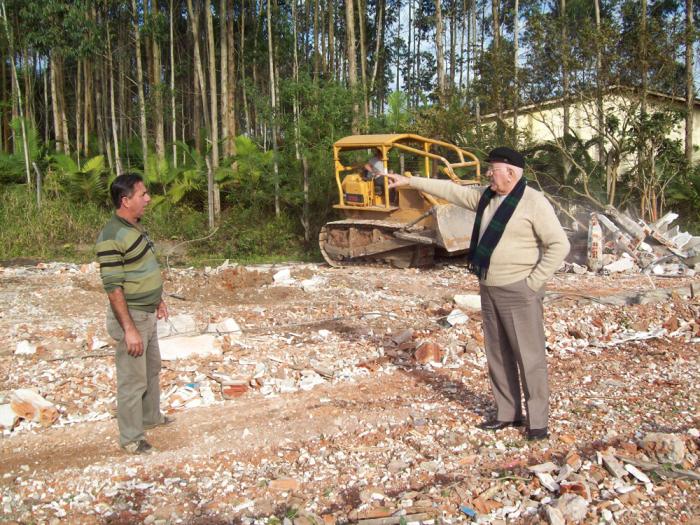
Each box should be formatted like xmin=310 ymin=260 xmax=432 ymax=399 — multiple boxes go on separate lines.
xmin=106 ymin=307 xmax=162 ymax=446
xmin=479 ymin=279 xmax=549 ymax=430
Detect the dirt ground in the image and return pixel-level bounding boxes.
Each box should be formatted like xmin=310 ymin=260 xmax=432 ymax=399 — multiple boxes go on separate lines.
xmin=0 ymin=260 xmax=699 ymax=524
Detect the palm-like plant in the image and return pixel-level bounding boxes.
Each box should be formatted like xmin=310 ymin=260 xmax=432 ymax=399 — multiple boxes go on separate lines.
xmin=45 ymin=153 xmax=109 ymax=204
xmin=219 ymin=135 xmax=273 ymax=209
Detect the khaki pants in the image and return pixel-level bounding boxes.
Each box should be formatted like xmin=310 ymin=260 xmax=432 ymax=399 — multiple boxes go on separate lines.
xmin=106 ymin=307 xmax=162 ymax=447
xmin=479 ymin=279 xmax=549 ymax=430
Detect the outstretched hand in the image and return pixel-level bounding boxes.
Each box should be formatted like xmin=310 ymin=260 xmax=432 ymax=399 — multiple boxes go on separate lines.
xmin=386 ymin=172 xmax=411 ymax=188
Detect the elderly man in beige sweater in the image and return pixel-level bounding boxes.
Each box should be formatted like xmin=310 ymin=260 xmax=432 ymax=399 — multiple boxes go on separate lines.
xmin=387 ymin=147 xmax=570 ymax=440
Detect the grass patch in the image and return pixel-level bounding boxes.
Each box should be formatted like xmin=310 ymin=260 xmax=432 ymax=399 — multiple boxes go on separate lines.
xmin=0 ymin=185 xmax=108 ymax=262
xmin=0 ymin=187 xmax=321 ymax=265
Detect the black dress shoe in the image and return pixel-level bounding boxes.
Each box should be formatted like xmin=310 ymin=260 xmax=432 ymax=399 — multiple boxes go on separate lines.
xmin=478 ymin=419 xmax=524 ymax=431
xmin=527 ymin=428 xmax=549 ymax=441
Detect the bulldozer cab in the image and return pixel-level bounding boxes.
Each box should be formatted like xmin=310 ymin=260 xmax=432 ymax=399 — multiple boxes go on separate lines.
xmin=333 ymin=134 xmax=481 ymax=211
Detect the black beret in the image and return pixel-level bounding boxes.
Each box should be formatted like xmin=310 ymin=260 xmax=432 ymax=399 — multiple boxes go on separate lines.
xmin=486 ymin=147 xmax=525 ymax=169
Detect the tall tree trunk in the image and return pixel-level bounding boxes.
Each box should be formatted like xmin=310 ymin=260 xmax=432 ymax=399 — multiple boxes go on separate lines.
xmin=328 ymin=0 xmax=335 ymax=78
xmin=220 ymin=0 xmax=229 ymax=157
xmin=241 ymin=3 xmax=250 ymax=135
xmin=404 ymin=0 xmax=414 ymax=107
xmin=593 ymin=0 xmax=610 ymax=202
xmin=186 ymin=0 xmax=215 ymax=228
xmin=561 ymin=0 xmax=569 ymax=137
xmin=369 ymin=0 xmax=384 ymax=94
xmin=83 ymin=58 xmax=92 ymax=155
xmin=491 ymin=0 xmax=501 ymax=123
xmin=291 ymin=0 xmax=308 ymax=239
xmin=98 ymin=60 xmax=114 ymax=171
xmin=23 ymin=50 xmax=34 ymax=139
xmin=449 ymin=1 xmax=456 ymax=86
xmin=512 ymin=0 xmax=519 ymax=143
xmin=475 ymin=2 xmax=483 ymax=130
xmin=356 ymin=0 xmax=368 ymax=125
xmin=639 ymin=0 xmax=649 ymax=219
xmin=313 ymin=0 xmax=320 ymax=80
xmin=0 ymin=1 xmax=30 ymax=184
xmin=685 ymin=0 xmax=695 ymax=162
xmin=193 ymin=49 xmax=202 ymax=152
xmin=42 ymin=63 xmax=48 ymax=147
xmin=107 ymin=8 xmax=123 ymax=175
xmin=132 ymin=0 xmax=148 ymax=166
xmin=415 ymin=4 xmax=420 ymax=108
xmin=226 ymin=0 xmax=236 ymax=152
xmin=75 ymin=60 xmax=82 ymax=165
xmin=640 ymin=0 xmax=648 ymax=115
xmin=57 ymin=58 xmax=70 ymax=154
xmin=152 ymin=0 xmax=165 ymax=160
xmin=205 ymin=0 xmax=219 ymax=170
xmin=434 ymin=0 xmax=446 ymax=104
xmin=345 ymin=0 xmax=359 ymax=132
xmin=302 ymin=156 xmax=310 ymax=243
xmin=267 ymin=0 xmax=280 ymax=216
xmin=169 ymin=0 xmax=177 ymax=167
xmin=320 ymin=1 xmax=327 ymax=75
xmin=395 ymin=0 xmax=401 ymax=92
xmin=205 ymin=0 xmax=221 ymax=219
xmin=49 ymin=53 xmax=62 ymax=153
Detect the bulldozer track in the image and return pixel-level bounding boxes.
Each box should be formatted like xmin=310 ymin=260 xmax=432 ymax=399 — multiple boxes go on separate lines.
xmin=319 ymin=221 xmax=435 ymax=269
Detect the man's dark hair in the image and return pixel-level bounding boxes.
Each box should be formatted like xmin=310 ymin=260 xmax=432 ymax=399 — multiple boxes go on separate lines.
xmin=110 ymin=173 xmax=144 ymax=208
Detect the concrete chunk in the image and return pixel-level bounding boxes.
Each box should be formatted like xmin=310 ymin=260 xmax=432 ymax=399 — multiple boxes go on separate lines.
xmin=640 ymin=432 xmax=686 ymax=464
xmin=159 ymin=334 xmax=221 ymax=360
xmin=0 ymin=404 xmax=19 ymax=429
xmin=624 ymin=464 xmax=651 ymax=484
xmin=528 ymin=461 xmax=559 ymax=474
xmin=553 ymin=494 xmax=588 ymax=523
xmin=601 ymin=454 xmax=628 ymax=479
xmin=542 ymin=505 xmax=565 ymax=525
xmin=453 ymin=294 xmax=481 ymax=310
xmin=158 ymin=314 xmax=197 ymax=338
xmin=536 ymin=472 xmax=560 ymax=492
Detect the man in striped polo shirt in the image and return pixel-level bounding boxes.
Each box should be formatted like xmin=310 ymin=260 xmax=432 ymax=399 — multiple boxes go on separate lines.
xmin=96 ymin=173 xmax=171 ymax=454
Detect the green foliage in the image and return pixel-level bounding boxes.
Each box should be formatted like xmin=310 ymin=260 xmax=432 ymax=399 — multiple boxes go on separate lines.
xmin=0 ymin=118 xmax=43 ymax=185
xmin=15 ymin=0 xmax=103 ymax=58
xmin=0 ymin=186 xmax=310 ymax=264
xmin=45 ymin=153 xmax=110 ymax=205
xmin=11 ymin=117 xmax=41 ymax=162
xmin=385 ymin=91 xmax=411 ymax=132
xmin=0 ymin=185 xmax=108 ymax=261
xmin=222 ymin=135 xmax=274 ymax=211
xmin=663 ymin=161 xmax=700 ymax=234
xmin=211 ymin=207 xmax=304 ymax=260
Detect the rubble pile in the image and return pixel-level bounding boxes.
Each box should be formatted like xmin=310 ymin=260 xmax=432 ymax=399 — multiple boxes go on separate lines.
xmin=577 ymin=207 xmax=700 ymax=277
xmin=1 ymin=260 xmax=698 ymax=523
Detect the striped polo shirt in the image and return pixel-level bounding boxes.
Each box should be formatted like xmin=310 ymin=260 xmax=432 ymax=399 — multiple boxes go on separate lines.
xmin=95 ymin=213 xmax=163 ymax=312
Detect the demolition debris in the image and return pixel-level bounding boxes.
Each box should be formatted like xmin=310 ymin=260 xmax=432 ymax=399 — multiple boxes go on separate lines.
xmin=0 ymin=256 xmax=698 ymax=523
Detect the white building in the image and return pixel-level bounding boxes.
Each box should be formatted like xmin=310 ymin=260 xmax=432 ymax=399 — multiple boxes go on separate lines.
xmin=483 ymin=88 xmax=700 ymax=165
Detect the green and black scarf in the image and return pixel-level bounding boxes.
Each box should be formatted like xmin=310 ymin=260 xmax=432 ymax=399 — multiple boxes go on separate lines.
xmin=467 ymin=177 xmax=527 ymax=279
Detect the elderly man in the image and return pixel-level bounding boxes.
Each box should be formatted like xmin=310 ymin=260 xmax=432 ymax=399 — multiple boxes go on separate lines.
xmin=387 ymin=147 xmax=569 ymax=440
xmin=96 ymin=173 xmax=171 ymax=454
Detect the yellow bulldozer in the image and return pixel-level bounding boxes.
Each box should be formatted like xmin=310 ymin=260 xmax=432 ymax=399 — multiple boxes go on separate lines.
xmin=319 ymin=133 xmax=482 ymax=268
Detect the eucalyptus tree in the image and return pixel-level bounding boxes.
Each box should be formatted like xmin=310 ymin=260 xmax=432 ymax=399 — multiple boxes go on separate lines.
xmin=685 ymin=0 xmax=695 ymax=161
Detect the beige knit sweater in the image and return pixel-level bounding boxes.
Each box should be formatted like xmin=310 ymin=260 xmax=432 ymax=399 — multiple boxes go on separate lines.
xmin=409 ymin=177 xmax=570 ymax=291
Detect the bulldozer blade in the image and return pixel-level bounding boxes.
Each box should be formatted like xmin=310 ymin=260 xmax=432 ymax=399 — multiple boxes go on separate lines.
xmin=433 ymin=204 xmax=475 ymax=252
